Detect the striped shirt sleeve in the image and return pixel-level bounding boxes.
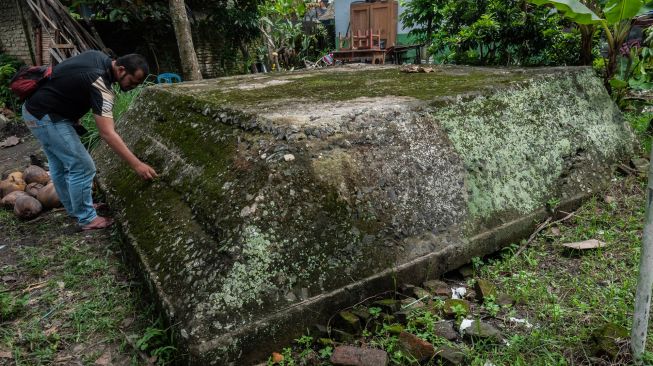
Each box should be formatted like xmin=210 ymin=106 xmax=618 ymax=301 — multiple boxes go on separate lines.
xmin=90 ymin=76 xmax=115 ymax=118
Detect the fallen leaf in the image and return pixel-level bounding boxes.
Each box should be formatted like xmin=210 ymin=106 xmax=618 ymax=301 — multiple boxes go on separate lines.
xmin=44 ymin=326 xmax=58 ymax=337
xmin=562 ymin=239 xmax=606 ymax=250
xmin=272 ymin=352 xmax=284 ymax=363
xmin=550 ymin=227 xmax=561 ymax=236
xmin=0 ymin=136 xmax=19 ymax=148
xmin=121 ymin=317 xmax=134 ymax=328
xmin=604 ymin=195 xmax=615 ymax=204
xmin=0 ymin=351 xmax=12 ymax=359
xmin=1 ymin=275 xmax=17 ymax=282
xmin=94 ymin=350 xmax=111 ymax=365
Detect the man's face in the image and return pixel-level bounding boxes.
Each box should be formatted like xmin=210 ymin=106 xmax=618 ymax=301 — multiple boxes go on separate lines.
xmin=117 ymin=67 xmax=145 ymax=91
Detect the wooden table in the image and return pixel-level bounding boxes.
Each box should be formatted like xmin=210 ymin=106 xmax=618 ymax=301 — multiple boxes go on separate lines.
xmin=332 ymin=49 xmax=386 ymax=65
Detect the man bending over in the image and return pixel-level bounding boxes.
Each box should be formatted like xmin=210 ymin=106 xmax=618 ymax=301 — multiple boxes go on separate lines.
xmin=22 ymin=50 xmax=157 ymax=231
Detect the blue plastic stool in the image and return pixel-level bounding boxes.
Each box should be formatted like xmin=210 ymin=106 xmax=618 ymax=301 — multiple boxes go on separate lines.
xmin=157 ymin=73 xmax=182 ymax=84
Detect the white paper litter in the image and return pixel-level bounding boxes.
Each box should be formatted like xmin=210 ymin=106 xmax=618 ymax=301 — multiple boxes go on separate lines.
xmin=451 ymin=287 xmax=467 ymax=299
xmin=509 ymin=317 xmax=533 ymax=328
xmin=459 ymin=318 xmax=473 ymax=333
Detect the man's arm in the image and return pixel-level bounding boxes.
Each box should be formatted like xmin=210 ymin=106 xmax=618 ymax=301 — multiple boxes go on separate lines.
xmin=94 ymin=114 xmax=158 ymax=180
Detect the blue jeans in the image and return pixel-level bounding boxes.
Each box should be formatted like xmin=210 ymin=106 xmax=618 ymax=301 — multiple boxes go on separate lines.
xmin=22 ymin=105 xmax=97 ymax=226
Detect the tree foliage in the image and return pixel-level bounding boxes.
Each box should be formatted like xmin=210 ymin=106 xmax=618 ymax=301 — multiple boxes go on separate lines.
xmin=400 ymin=0 xmax=584 ymax=66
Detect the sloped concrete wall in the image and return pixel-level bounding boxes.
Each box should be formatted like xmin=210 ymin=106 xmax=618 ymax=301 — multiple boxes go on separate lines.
xmin=94 ymin=65 xmax=633 ymax=364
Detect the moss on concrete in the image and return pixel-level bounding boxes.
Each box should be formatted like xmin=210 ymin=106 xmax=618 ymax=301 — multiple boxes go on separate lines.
xmin=93 ymin=65 xmax=634 ymax=364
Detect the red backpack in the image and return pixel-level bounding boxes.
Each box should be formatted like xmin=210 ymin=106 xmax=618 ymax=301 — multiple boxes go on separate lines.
xmin=9 ymin=65 xmax=53 ymax=101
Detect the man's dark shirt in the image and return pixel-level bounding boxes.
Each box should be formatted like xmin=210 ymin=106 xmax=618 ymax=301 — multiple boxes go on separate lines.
xmin=25 ymin=50 xmax=116 ymax=122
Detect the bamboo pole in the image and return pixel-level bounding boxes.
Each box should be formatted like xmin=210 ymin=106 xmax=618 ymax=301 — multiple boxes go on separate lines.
xmin=632 ymin=147 xmax=653 ymax=364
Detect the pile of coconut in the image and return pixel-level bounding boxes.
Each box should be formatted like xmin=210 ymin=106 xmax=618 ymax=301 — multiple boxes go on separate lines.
xmin=0 ymin=165 xmax=61 ymax=219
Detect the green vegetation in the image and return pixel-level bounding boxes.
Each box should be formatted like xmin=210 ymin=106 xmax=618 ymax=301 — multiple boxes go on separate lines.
xmin=400 ymin=0 xmax=583 ymax=66
xmin=80 ymin=82 xmax=149 ymax=150
xmin=0 ymin=53 xmax=23 ymax=112
xmin=0 ymin=209 xmax=178 ymax=365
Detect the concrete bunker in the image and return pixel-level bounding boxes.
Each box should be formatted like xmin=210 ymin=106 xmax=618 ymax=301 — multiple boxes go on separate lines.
xmin=94 ymin=65 xmax=634 ymax=364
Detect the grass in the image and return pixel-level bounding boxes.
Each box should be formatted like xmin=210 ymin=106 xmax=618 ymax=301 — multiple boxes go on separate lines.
xmin=80 ymin=82 xmax=151 ymax=151
xmin=0 ymin=210 xmax=177 ymax=365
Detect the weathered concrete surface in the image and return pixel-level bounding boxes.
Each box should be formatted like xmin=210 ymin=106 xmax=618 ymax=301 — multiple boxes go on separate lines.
xmin=94 ymin=65 xmax=633 ymax=364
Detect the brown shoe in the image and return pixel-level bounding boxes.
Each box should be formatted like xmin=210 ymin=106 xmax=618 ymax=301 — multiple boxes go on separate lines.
xmin=81 ymin=216 xmax=114 ymax=231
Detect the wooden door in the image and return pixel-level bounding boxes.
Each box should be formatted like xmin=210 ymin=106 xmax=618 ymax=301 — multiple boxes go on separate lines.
xmin=350 ymin=3 xmax=370 ymax=36
xmin=370 ymin=2 xmax=391 ymax=47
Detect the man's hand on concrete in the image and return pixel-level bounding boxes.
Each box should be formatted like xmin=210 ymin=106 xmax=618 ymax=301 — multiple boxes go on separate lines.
xmin=134 ymin=162 xmax=158 ymax=180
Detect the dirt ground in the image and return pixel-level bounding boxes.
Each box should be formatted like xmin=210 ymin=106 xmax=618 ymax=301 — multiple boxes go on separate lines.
xmin=0 ymin=119 xmax=163 ymax=365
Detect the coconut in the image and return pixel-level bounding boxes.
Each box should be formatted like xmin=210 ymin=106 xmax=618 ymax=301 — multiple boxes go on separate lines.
xmin=25 ymin=182 xmax=44 ymax=197
xmin=7 ymin=171 xmax=23 ymax=182
xmin=36 ymin=182 xmax=61 ymax=209
xmin=1 ymin=190 xmax=28 ymax=208
xmin=14 ymin=195 xmax=42 ymax=219
xmin=23 ymin=165 xmax=50 ymax=185
xmin=0 ymin=174 xmax=26 ymax=197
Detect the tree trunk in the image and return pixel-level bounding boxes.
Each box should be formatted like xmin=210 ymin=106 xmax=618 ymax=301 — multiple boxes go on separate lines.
xmin=579 ymin=25 xmax=594 ymax=66
xmin=239 ymin=41 xmax=257 ymax=74
xmin=169 ymin=0 xmax=202 ymax=81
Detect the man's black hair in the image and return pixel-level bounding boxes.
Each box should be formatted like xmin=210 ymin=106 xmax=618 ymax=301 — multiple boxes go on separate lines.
xmin=116 ymin=54 xmax=149 ymax=77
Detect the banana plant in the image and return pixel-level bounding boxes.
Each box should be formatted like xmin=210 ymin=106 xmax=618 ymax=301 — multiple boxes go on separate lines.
xmin=529 ymin=0 xmax=651 ymax=88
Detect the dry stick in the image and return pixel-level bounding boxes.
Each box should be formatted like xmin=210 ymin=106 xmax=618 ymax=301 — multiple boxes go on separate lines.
xmin=23 ymin=281 xmax=48 ymax=293
xmin=515 ymin=210 xmax=576 ymax=257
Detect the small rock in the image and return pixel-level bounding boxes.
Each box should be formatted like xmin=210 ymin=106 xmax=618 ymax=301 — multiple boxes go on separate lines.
xmin=373 ymin=299 xmax=401 ymax=313
xmin=398 ymin=332 xmax=435 ymax=362
xmin=337 ymin=311 xmax=361 ymax=333
xmin=0 ymin=136 xmax=19 ymax=148
xmin=474 ymin=279 xmax=498 ymax=302
xmin=318 ymin=337 xmax=334 ymax=346
xmin=464 ymin=289 xmax=477 ymax=302
xmin=496 ymin=293 xmax=515 ymax=306
xmin=385 ymin=324 xmax=404 ymax=335
xmin=462 ymin=320 xmax=503 ymax=341
xmin=283 ymin=154 xmax=295 ymax=162
xmin=434 ymin=345 xmax=465 ymax=365
xmin=631 ymin=157 xmax=650 ymax=174
xmin=443 ymin=299 xmax=471 ymax=318
xmin=351 ymin=308 xmax=372 ymax=321
xmin=550 ymin=226 xmax=561 ymax=236
xmin=393 ymin=310 xmax=411 ymax=324
xmin=434 ymin=321 xmax=458 ymax=341
xmin=423 ymin=279 xmax=448 ymax=294
xmin=330 ymin=345 xmax=388 ymax=366
xmin=593 ymin=323 xmax=629 ymax=359
xmin=412 ymin=287 xmax=432 ymax=300
xmin=423 ymin=280 xmax=451 ymax=298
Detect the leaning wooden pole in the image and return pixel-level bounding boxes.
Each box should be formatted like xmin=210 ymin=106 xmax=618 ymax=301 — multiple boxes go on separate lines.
xmin=632 ymin=147 xmax=653 ymax=363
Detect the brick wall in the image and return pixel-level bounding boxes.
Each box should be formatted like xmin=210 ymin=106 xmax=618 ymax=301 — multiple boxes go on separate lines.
xmin=0 ymin=1 xmax=35 ymax=65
